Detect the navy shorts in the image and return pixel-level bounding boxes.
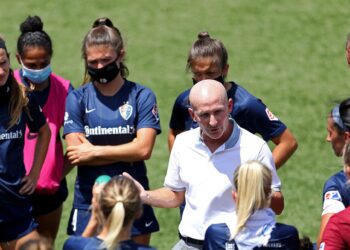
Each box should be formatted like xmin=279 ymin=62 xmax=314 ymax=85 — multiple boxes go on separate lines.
xmin=67 ymin=203 xmax=159 ymax=236
xmin=30 ymin=178 xmax=68 ymax=217
xmin=0 ymin=199 xmax=38 ymax=242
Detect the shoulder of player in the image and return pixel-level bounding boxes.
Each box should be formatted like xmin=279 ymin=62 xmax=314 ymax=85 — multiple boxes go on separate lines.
xmin=323 ymin=171 xmax=347 ymax=190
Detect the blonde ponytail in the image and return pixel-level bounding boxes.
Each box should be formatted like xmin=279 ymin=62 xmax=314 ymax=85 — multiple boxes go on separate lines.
xmin=230 ymin=161 xmax=272 ymax=239
xmin=99 ymin=176 xmax=142 ymax=250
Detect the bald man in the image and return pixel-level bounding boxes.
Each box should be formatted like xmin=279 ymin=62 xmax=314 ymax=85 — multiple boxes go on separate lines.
xmin=124 ymin=80 xmax=284 ymax=250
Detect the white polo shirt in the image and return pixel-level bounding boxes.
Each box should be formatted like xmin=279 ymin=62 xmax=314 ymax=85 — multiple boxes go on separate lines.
xmin=164 ymin=121 xmax=281 ymax=240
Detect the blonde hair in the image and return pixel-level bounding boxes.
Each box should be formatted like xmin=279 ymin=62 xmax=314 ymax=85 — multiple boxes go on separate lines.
xmin=230 ymin=161 xmax=272 ymax=239
xmin=0 ymin=36 xmax=29 ymax=129
xmin=99 ymin=176 xmax=142 ymax=250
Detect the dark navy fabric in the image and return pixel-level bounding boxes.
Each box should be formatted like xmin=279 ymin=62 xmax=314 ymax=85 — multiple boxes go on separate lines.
xmin=322 ymin=170 xmax=350 ymax=207
xmin=204 ymin=223 xmax=299 ymax=250
xmin=30 ymin=178 xmax=68 ymax=216
xmin=64 ymin=79 xmax=160 ymax=235
xmin=0 ymin=93 xmax=45 ymax=241
xmin=169 ymin=81 xmax=286 ymax=142
xmin=63 ymin=237 xmax=157 ymax=250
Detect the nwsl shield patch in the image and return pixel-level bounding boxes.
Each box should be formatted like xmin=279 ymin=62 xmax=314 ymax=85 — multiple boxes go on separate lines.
xmin=119 ymin=103 xmax=133 ymax=120
xmin=265 ymin=108 xmax=279 ymax=121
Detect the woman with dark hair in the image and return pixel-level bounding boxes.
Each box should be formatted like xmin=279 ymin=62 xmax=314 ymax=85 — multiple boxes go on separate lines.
xmin=0 ymin=36 xmax=50 ymax=250
xmin=64 ymin=17 xmax=161 ymax=245
xmin=14 ymin=15 xmax=73 ymax=243
xmin=317 ymin=98 xmax=350 ymax=248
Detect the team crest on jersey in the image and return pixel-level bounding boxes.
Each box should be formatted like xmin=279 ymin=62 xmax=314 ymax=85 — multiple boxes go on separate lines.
xmin=265 ymin=108 xmax=279 ymax=121
xmin=119 ymin=102 xmax=133 ymax=120
xmin=324 ymin=190 xmax=341 ymax=201
xmin=152 ymin=104 xmax=159 ymax=121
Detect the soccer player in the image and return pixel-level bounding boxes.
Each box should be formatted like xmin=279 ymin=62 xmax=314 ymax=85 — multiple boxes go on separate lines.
xmin=168 ymin=31 xmax=297 ymax=169
xmin=63 ymin=176 xmax=157 ymax=250
xmin=124 ymin=80 xmax=284 ymax=249
xmin=64 ymin=17 xmax=161 ymax=245
xmin=13 ymin=15 xmax=73 ymax=243
xmin=204 ymin=161 xmax=299 ymax=250
xmin=0 ymin=37 xmax=50 ymax=250
xmin=317 ymin=98 xmax=350 ymax=247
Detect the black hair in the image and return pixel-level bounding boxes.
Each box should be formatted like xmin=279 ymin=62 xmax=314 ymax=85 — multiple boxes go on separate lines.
xmin=17 ymin=15 xmax=53 ymax=57
xmin=82 ymin=17 xmax=129 ymax=83
xmin=334 ymin=98 xmax=350 ymax=132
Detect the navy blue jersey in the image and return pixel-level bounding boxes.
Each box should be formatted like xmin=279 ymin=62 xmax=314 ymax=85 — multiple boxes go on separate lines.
xmin=204 ymin=223 xmax=299 ymax=250
xmin=64 ymin=80 xmax=161 ymax=208
xmin=169 ymin=82 xmax=286 ymax=141
xmin=0 ymin=93 xmax=46 ymax=209
xmin=321 ymin=170 xmax=350 ymax=214
xmin=63 ymin=237 xmax=157 ymax=250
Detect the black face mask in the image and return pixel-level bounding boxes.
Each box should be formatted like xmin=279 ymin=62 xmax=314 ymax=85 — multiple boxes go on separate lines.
xmin=192 ymin=75 xmax=225 ymax=85
xmin=87 ymin=59 xmax=120 ymax=84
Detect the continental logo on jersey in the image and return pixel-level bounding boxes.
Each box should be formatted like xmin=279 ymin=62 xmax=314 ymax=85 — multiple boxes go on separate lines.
xmin=0 ymin=130 xmax=23 ymax=140
xmin=324 ymin=190 xmax=341 ymax=201
xmin=152 ymin=104 xmax=159 ymax=121
xmin=265 ymin=108 xmax=279 ymax=121
xmin=119 ymin=102 xmax=133 ymax=120
xmin=84 ymin=125 xmax=135 ymax=136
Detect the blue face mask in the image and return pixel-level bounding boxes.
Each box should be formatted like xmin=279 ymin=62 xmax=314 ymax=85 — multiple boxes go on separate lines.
xmin=21 ymin=63 xmax=52 ymax=84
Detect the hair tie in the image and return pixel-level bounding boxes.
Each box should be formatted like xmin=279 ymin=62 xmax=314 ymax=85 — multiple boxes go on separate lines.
xmin=116 ymin=197 xmax=124 ymax=203
xmin=331 ymin=104 xmax=349 ymax=131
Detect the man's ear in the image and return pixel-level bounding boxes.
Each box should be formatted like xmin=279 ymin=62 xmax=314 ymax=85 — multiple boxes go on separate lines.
xmin=228 ymin=98 xmax=233 ymax=113
xmin=188 ymin=108 xmax=196 ymax=121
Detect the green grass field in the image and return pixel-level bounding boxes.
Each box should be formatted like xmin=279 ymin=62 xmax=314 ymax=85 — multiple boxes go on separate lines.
xmin=1 ymin=0 xmax=350 ymax=249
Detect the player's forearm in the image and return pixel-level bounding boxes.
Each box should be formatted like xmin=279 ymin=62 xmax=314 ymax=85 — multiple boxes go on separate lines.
xmin=30 ymin=124 xmax=51 ymax=178
xmin=142 ymin=188 xmax=185 ymax=208
xmin=271 ymin=129 xmax=298 ymax=169
xmin=270 ymin=191 xmax=284 ymax=215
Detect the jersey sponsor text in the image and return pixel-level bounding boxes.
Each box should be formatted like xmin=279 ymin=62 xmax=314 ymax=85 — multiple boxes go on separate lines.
xmin=0 ymin=130 xmax=23 ymax=140
xmin=84 ymin=125 xmax=135 ymax=136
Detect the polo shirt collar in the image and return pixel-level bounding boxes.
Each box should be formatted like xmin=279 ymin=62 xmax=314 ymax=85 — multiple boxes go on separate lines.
xmin=197 ymin=118 xmax=240 ymax=150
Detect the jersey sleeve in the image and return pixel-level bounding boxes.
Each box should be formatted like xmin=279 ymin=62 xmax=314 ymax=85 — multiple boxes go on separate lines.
xmin=63 ymin=90 xmax=85 ymax=136
xmin=25 ymin=94 xmax=47 ymax=133
xmin=322 ymin=176 xmax=346 ymax=215
xmin=239 ymin=98 xmax=287 ymax=142
xmin=169 ymin=91 xmax=189 ymax=131
xmin=257 ymin=143 xmax=281 ymax=191
xmin=135 ymin=88 xmax=161 ymax=134
xmin=204 ymin=223 xmax=231 ymax=250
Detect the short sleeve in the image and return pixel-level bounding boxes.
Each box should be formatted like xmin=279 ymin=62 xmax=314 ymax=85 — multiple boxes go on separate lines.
xmin=169 ymin=91 xmax=189 ymax=131
xmin=164 ymin=138 xmax=186 ymax=191
xmin=25 ymin=94 xmax=46 ymax=133
xmin=135 ymin=88 xmax=161 ymax=134
xmin=63 ymin=90 xmax=85 ymax=136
